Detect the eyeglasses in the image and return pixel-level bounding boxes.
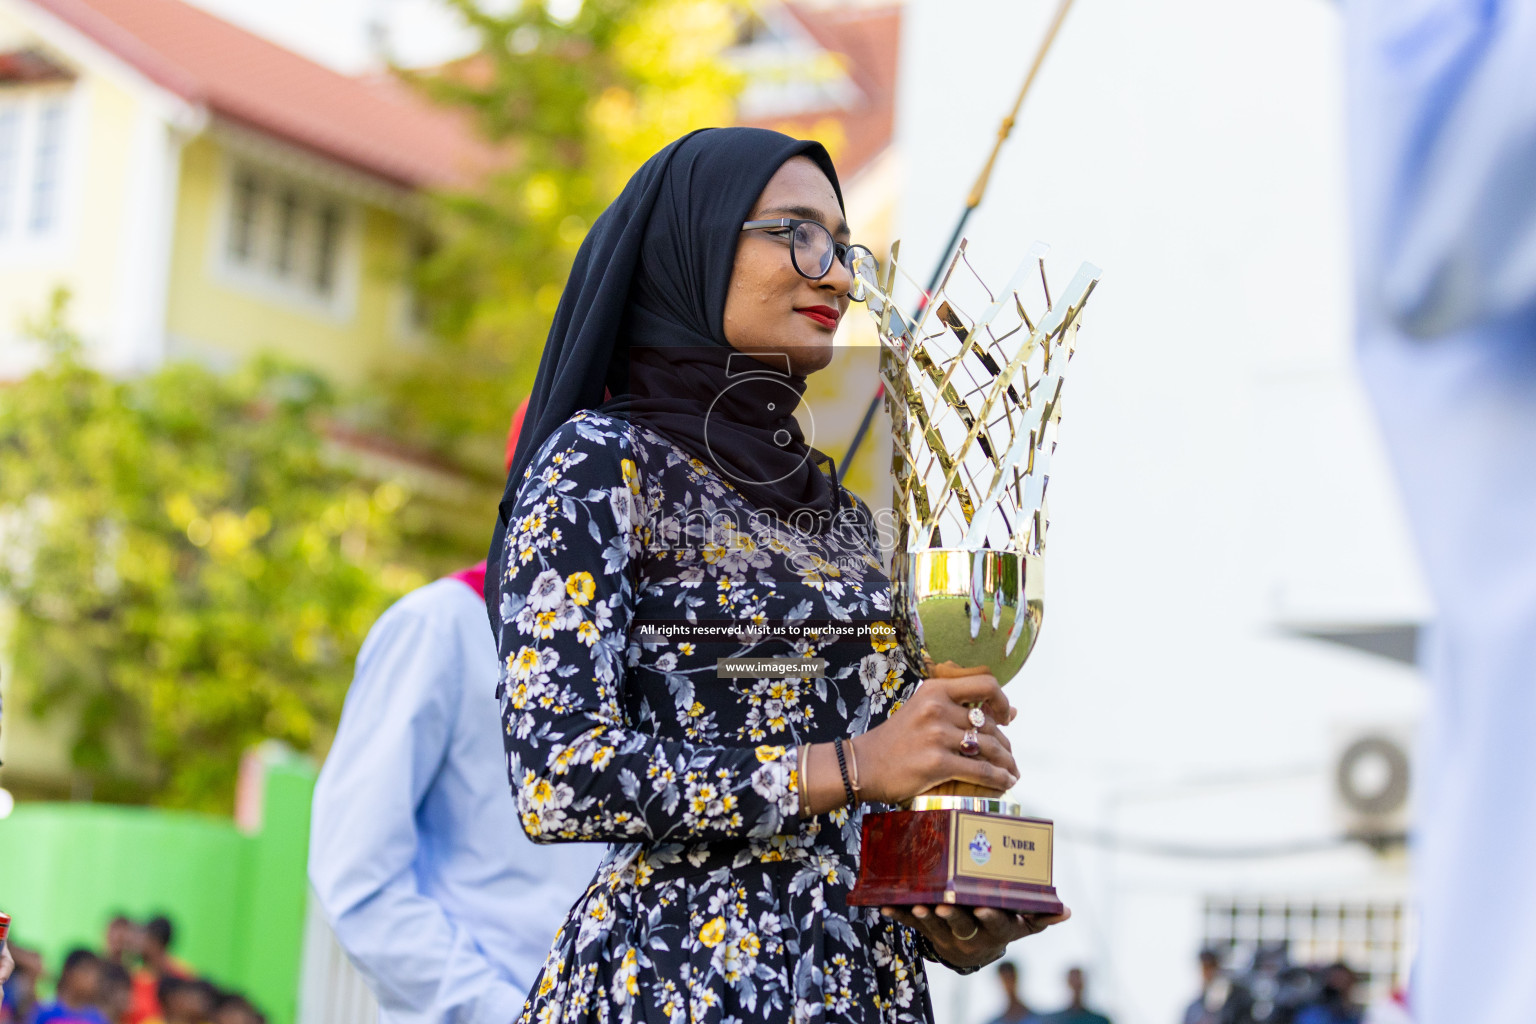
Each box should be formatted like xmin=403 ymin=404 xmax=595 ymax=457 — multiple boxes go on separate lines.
xmin=741 ymin=218 xmax=879 ymax=302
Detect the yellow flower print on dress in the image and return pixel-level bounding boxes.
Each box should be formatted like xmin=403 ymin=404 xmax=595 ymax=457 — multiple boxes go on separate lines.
xmin=699 ymin=916 xmax=726 ymax=948
xmin=492 ymin=415 xmax=928 ymax=1024
xmin=690 ymin=783 xmax=718 ymax=814
xmin=566 ymin=570 xmax=596 ymax=605
xmin=615 ymin=948 xmax=640 ymax=999
xmin=510 ymin=646 xmax=542 ymax=680
xmin=528 ymin=777 xmax=556 ymax=806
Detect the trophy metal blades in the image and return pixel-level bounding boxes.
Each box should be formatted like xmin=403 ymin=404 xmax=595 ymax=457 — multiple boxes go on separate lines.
xmin=847 ymin=239 xmax=1099 ymax=915
xmin=875 ymin=239 xmax=1098 ymax=685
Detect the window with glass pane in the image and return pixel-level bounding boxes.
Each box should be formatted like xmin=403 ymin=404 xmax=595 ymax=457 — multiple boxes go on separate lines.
xmin=229 ymin=170 xmax=262 ymax=263
xmin=272 ymin=188 xmax=300 ymax=277
xmin=28 ymin=98 xmax=66 ymax=235
xmin=225 ymin=164 xmax=347 ymax=304
xmin=313 ymin=203 xmax=341 ymax=296
xmin=0 ymin=106 xmax=20 ymax=239
xmin=407 ymin=231 xmax=436 ymax=332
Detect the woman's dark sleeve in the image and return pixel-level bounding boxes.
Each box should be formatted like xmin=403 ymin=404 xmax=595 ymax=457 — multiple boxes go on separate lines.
xmin=495 ymin=416 xmax=800 ymax=845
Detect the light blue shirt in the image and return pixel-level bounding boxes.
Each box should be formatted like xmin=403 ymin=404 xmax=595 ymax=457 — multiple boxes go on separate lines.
xmin=309 ymin=578 xmax=604 ymax=1024
xmin=1346 ymin=4 xmax=1536 ymax=1023
xmin=1346 ymin=0 xmax=1536 ymax=339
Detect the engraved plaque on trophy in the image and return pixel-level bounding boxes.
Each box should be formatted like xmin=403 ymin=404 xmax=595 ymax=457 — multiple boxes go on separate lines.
xmin=845 ymin=240 xmax=1099 ymax=914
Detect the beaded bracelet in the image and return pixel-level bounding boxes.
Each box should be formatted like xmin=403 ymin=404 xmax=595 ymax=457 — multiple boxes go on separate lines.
xmin=834 ymin=738 xmax=856 ymax=806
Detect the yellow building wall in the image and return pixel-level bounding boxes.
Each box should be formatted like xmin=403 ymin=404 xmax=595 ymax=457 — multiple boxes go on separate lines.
xmin=165 ymin=135 xmax=416 ymax=384
xmin=0 ymin=9 xmax=142 ymax=361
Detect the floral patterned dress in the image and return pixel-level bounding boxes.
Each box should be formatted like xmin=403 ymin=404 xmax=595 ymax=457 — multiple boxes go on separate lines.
xmin=494 ymin=410 xmax=941 ymax=1024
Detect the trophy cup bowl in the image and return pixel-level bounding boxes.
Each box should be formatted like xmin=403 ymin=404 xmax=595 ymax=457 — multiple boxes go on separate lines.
xmin=845 ymin=242 xmax=1099 ymax=917
xmin=908 ymin=548 xmax=1043 ymax=688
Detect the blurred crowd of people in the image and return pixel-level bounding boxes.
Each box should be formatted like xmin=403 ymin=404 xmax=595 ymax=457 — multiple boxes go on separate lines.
xmin=1181 ymin=946 xmax=1407 ymax=1024
xmin=975 ymin=950 xmax=1403 ymax=1024
xmin=0 ymin=915 xmax=264 ymax=1024
xmin=986 ymin=962 xmax=1115 ymax=1024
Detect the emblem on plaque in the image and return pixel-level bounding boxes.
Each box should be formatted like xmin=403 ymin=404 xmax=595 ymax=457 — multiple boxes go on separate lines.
xmin=967 ymin=829 xmax=993 ymax=866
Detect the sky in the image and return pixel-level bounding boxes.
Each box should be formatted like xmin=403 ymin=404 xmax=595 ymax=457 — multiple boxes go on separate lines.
xmin=184 ymin=0 xmax=482 ymax=73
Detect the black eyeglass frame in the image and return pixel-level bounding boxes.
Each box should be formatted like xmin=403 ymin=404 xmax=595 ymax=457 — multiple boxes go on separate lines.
xmin=741 ymin=218 xmax=877 ymax=299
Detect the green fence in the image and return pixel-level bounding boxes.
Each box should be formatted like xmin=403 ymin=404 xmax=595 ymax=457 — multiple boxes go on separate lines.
xmin=0 ymin=748 xmax=315 ymax=1024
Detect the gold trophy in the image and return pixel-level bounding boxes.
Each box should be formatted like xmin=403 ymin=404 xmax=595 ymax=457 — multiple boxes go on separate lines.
xmin=847 ymin=240 xmax=1099 ymax=913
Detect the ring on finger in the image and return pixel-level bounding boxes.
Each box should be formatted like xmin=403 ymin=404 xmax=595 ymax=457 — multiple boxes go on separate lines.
xmin=967 ymin=706 xmax=986 ymax=729
xmin=953 ymin=923 xmax=980 ymax=941
xmin=959 ymin=728 xmax=981 ymax=757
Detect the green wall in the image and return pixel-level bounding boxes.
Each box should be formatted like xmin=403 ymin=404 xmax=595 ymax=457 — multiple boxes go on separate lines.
xmin=0 ymin=750 xmax=315 ymax=1024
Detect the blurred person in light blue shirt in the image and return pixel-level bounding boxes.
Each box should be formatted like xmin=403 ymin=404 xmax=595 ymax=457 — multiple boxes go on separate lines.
xmin=1180 ymin=950 xmax=1228 ymax=1024
xmin=1038 ymin=967 xmax=1111 ymax=1024
xmin=309 ymin=561 xmax=603 ymax=1024
xmin=986 ymin=961 xmax=1038 ymax=1024
xmin=1293 ymin=964 xmax=1364 ymax=1024
xmin=1345 ymin=3 xmax=1536 ymax=1023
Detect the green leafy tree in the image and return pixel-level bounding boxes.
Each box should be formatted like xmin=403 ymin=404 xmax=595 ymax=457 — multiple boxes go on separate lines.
xmin=0 ymin=293 xmax=424 ymax=810
xmin=0 ymin=1 xmax=746 ymax=809
xmin=374 ymin=0 xmax=742 ymax=472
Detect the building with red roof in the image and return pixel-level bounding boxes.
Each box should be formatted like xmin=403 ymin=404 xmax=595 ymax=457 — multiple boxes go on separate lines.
xmin=0 ymin=0 xmax=903 ymax=386
xmin=0 ymin=0 xmax=497 ymax=381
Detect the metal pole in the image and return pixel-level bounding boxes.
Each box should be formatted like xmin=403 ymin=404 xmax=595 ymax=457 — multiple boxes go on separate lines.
xmin=840 ymin=0 xmax=1079 ymax=470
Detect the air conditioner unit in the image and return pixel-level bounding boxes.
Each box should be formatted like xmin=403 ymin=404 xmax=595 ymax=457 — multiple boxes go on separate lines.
xmin=1332 ymin=727 xmax=1412 ymax=849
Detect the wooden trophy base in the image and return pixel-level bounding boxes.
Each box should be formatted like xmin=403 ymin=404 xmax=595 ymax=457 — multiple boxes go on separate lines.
xmin=847 ymin=800 xmax=1063 ymax=914
xmin=847 ymin=660 xmax=1063 ymax=913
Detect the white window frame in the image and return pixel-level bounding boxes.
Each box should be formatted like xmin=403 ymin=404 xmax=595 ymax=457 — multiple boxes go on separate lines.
xmin=0 ymin=82 xmax=82 ymax=262
xmin=1202 ymin=895 xmax=1415 ymax=1005
xmin=210 ymin=154 xmax=359 ymax=322
xmin=389 ymin=225 xmax=438 ymax=348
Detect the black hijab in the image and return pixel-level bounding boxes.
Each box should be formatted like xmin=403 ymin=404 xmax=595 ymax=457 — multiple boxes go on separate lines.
xmin=486 ymin=127 xmax=848 ymax=622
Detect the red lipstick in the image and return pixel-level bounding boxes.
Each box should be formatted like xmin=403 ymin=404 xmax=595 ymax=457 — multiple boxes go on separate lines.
xmin=795 ymin=305 xmax=841 ymax=330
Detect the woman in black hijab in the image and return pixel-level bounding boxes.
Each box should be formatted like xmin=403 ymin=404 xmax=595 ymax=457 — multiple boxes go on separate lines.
xmin=490 ymin=128 xmax=1064 ymax=1024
